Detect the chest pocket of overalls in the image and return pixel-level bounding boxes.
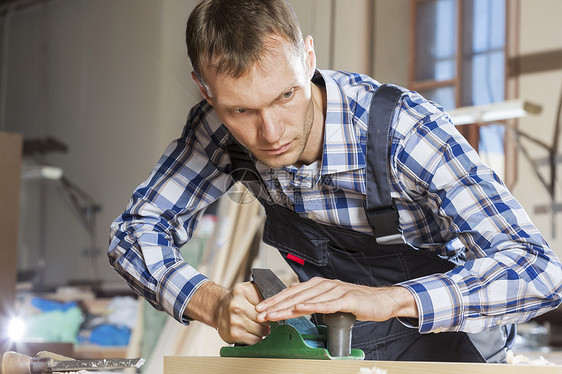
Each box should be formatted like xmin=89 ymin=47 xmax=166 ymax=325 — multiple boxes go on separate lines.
xmin=261 ymin=203 xmax=418 ymax=287
xmin=262 ymin=205 xmax=328 ymax=268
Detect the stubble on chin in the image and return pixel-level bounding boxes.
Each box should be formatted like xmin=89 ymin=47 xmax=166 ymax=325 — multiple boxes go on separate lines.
xmin=253 ymin=148 xmax=301 ymax=168
xmin=245 ymin=99 xmax=316 ymax=169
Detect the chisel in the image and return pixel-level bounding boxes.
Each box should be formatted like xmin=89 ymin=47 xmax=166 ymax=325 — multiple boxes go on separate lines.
xmin=2 ymin=351 xmax=145 ymax=374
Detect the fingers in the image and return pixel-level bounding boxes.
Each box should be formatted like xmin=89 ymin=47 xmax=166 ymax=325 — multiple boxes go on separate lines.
xmin=257 ymin=302 xmax=337 ymax=322
xmin=217 ymin=282 xmax=270 ymax=345
xmin=254 ymin=278 xmax=418 ymax=326
xmin=231 ymin=282 xmax=267 ymax=324
xmin=220 ymin=309 xmax=269 ymax=345
xmin=257 ymin=277 xmax=344 ymax=310
xmin=256 ymin=277 xmax=327 ymax=310
xmin=256 ymin=277 xmax=350 ymax=321
xmin=254 ymin=278 xmax=406 ymax=323
xmin=243 ymin=282 xmax=265 ymax=306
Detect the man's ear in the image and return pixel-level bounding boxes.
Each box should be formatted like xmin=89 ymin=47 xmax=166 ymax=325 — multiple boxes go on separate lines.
xmin=191 ymin=71 xmax=213 ymax=105
xmin=304 ymin=35 xmax=317 ymax=80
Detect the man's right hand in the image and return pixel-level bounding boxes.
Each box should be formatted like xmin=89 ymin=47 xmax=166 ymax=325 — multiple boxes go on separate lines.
xmin=215 ymin=282 xmax=270 ymax=344
xmin=185 ymin=281 xmax=270 ymax=345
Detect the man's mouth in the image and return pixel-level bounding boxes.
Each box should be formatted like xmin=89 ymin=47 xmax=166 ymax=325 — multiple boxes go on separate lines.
xmin=261 ymin=141 xmax=293 ymax=155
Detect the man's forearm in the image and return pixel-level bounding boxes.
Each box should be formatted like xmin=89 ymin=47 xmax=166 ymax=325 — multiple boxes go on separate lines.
xmin=184 ymin=281 xmax=228 ymax=327
xmin=390 ymin=286 xmax=419 ymax=319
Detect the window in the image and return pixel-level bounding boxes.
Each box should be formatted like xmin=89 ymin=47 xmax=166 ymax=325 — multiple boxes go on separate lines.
xmin=410 ymin=0 xmax=507 ymax=178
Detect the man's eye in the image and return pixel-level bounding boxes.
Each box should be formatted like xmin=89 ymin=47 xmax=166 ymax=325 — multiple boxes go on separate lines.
xmin=283 ymin=89 xmax=294 ymax=99
xmin=235 ymin=108 xmax=247 ymax=114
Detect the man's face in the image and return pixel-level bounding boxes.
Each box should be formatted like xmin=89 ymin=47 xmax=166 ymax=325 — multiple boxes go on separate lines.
xmin=193 ymin=36 xmax=318 ymax=168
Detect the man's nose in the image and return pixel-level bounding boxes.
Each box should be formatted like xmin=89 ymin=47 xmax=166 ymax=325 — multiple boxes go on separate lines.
xmin=258 ymin=110 xmax=284 ymax=143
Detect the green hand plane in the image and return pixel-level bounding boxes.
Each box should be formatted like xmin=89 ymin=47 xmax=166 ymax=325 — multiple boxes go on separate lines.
xmin=220 ymin=269 xmax=365 ymax=360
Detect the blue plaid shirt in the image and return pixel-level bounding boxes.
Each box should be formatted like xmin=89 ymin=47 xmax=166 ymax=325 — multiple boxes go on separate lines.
xmin=109 ymin=69 xmax=562 ymax=334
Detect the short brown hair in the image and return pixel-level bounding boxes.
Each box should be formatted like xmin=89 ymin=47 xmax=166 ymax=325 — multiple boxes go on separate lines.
xmin=186 ymin=0 xmax=304 ymax=81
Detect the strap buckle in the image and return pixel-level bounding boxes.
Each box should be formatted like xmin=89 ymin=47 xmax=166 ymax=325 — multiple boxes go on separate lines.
xmin=366 ymin=205 xmax=401 ymax=240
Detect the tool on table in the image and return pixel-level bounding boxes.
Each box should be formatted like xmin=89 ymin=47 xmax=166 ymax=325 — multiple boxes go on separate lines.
xmin=2 ymin=351 xmax=145 ymax=374
xmin=252 ymin=268 xmax=323 ymax=344
xmin=220 ymin=268 xmax=364 ymax=360
xmin=323 ymin=312 xmax=356 ymax=357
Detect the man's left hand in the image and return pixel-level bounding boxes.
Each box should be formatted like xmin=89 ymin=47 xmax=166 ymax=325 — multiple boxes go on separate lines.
xmin=255 ymin=277 xmax=418 ymax=322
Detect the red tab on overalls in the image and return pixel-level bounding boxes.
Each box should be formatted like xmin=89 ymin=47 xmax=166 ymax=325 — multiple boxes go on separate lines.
xmin=286 ymin=253 xmax=305 ymax=265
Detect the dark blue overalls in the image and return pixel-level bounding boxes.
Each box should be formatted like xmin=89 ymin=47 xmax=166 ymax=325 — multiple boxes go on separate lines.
xmin=227 ymin=84 xmax=515 ymax=362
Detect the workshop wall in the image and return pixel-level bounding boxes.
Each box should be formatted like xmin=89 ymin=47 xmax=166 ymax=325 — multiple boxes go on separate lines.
xmin=510 ymin=0 xmax=562 ymax=257
xmin=291 ymin=0 xmax=372 ymax=74
xmin=371 ymin=0 xmax=411 ymax=86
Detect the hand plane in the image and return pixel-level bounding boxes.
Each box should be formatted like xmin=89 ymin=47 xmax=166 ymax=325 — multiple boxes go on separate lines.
xmin=219 ymin=268 xmax=364 ymax=360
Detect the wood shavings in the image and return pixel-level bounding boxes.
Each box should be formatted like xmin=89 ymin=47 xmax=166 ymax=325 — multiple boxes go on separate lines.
xmin=357 ymin=366 xmax=388 ymax=374
xmin=506 ymin=350 xmax=556 ymax=365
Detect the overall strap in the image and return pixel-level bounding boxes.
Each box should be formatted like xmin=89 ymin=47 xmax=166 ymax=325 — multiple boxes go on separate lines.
xmin=365 ymin=84 xmax=405 ymax=242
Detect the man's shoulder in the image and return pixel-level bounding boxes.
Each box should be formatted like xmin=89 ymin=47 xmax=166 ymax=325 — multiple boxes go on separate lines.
xmin=319 ymin=69 xmax=380 ymax=94
xmin=321 ymin=70 xmax=445 ymax=119
xmin=186 ymin=100 xmax=230 ymax=143
xmin=187 ymin=99 xmax=219 ymax=127
xmin=318 ymin=70 xmax=380 ymax=132
xmin=318 ymin=70 xmax=429 ymax=126
xmin=390 ymin=87 xmax=452 ymax=139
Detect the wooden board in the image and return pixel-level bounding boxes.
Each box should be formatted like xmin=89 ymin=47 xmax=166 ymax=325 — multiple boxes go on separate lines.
xmin=164 ymin=356 xmax=562 ymax=374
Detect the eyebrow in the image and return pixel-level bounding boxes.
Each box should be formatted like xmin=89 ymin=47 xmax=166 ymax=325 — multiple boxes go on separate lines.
xmin=222 ymin=85 xmax=298 ymax=111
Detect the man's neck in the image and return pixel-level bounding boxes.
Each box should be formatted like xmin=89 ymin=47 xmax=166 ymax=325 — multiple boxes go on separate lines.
xmin=297 ymin=83 xmax=327 ymax=167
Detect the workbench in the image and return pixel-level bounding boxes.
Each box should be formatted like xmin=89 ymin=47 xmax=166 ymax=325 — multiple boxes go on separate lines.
xmin=164 ymin=356 xmax=562 ymax=374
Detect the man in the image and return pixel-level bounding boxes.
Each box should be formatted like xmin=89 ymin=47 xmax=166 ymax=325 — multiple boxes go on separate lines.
xmin=108 ymin=0 xmax=562 ymax=362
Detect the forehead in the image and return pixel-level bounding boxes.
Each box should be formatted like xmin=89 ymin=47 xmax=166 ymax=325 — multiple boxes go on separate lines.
xmin=204 ymin=40 xmax=307 ymax=108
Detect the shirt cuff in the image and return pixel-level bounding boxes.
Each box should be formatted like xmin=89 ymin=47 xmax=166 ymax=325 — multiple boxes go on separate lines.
xmin=397 ymin=273 xmax=464 ymax=334
xmin=156 ymin=262 xmax=210 ymax=324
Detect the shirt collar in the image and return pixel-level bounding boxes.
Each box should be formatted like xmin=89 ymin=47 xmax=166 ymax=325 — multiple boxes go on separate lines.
xmin=315 ymin=70 xmax=366 ymax=176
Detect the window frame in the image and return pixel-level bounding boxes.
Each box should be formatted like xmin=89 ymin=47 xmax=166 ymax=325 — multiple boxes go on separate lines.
xmin=408 ymin=0 xmax=511 ymax=155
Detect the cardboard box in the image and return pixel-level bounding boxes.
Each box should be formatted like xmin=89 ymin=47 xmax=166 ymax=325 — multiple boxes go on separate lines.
xmin=0 ymin=132 xmax=23 ymax=354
